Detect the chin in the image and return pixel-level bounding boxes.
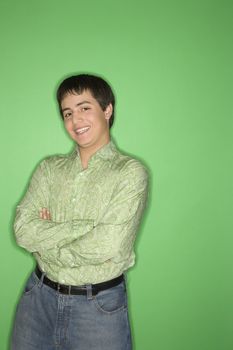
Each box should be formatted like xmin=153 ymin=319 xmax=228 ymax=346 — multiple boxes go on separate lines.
xmin=76 ymin=139 xmax=92 ymax=148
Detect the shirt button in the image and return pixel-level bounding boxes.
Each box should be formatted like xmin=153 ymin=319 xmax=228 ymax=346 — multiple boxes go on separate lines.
xmin=72 ymin=198 xmax=76 ymax=202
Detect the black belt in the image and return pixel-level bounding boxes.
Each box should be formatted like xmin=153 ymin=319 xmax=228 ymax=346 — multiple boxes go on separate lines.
xmin=35 ymin=265 xmax=124 ymax=296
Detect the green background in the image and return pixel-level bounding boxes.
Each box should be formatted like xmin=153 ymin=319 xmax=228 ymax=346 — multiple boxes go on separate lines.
xmin=0 ymin=0 xmax=232 ymax=349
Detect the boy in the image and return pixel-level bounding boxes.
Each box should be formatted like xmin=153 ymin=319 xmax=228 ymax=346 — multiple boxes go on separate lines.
xmin=11 ymin=74 xmax=148 ymax=350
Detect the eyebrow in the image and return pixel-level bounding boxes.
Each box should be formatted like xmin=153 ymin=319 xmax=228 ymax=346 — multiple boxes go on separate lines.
xmin=61 ymin=100 xmax=92 ymax=112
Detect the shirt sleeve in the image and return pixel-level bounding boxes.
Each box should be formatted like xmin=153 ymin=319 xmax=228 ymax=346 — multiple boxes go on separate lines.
xmin=14 ymin=159 xmax=94 ymax=252
xmin=40 ymin=160 xmax=149 ymax=267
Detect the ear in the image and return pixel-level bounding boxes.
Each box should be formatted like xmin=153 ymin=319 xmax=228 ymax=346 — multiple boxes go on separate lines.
xmin=104 ymin=104 xmax=113 ymax=121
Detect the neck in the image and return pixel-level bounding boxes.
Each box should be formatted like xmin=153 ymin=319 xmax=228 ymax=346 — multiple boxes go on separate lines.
xmin=79 ymin=138 xmax=110 ymax=169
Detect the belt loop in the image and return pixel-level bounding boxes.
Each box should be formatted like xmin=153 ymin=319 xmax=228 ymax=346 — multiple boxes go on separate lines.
xmin=86 ymin=284 xmax=93 ymax=300
xmin=38 ymin=272 xmax=45 ymax=288
xmin=68 ymin=285 xmax=71 ymax=295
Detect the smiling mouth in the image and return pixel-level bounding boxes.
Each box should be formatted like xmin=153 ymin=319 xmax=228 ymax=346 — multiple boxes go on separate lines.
xmin=74 ymin=126 xmax=90 ymax=135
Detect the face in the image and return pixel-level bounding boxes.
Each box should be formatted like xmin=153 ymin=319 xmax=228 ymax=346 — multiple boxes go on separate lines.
xmin=61 ymin=90 xmax=112 ymax=153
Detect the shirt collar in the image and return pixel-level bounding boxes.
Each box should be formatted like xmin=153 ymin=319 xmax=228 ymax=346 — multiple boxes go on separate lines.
xmin=73 ymin=140 xmax=117 ymax=163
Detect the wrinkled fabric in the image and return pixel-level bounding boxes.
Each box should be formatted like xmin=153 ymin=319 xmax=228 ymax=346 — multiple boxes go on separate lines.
xmin=14 ymin=141 xmax=149 ymax=285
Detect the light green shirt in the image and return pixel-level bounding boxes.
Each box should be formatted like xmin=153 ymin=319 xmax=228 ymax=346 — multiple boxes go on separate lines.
xmin=14 ymin=141 xmax=149 ymax=285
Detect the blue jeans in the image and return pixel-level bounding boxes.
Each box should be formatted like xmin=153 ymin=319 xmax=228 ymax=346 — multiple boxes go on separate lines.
xmin=11 ymin=271 xmax=132 ymax=350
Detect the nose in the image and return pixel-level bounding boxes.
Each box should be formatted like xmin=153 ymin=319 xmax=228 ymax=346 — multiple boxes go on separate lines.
xmin=72 ymin=110 xmax=83 ymax=124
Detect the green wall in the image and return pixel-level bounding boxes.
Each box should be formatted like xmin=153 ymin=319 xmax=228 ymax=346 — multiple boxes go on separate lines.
xmin=1 ymin=0 xmax=233 ymax=349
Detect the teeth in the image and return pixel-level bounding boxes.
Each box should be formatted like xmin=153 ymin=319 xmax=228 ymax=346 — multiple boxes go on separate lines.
xmin=75 ymin=127 xmax=90 ymax=134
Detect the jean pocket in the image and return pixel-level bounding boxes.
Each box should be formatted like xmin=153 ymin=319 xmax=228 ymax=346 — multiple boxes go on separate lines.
xmin=93 ymin=281 xmax=127 ymax=314
xmin=23 ymin=272 xmax=39 ymax=296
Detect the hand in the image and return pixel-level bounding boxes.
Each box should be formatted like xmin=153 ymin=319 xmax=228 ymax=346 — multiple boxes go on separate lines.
xmin=39 ymin=207 xmax=51 ymax=220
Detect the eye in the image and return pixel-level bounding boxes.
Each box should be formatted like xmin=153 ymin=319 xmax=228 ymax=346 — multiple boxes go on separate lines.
xmin=64 ymin=112 xmax=72 ymax=119
xmin=81 ymin=106 xmax=90 ymax=112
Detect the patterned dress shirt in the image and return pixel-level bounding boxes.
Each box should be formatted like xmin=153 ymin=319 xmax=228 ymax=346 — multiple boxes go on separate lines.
xmin=14 ymin=140 xmax=149 ymax=285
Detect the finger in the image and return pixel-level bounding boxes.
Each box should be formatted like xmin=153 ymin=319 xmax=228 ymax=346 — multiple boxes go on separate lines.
xmin=40 ymin=208 xmax=51 ymax=220
xmin=44 ymin=208 xmax=51 ymax=220
xmin=42 ymin=207 xmax=48 ymax=220
xmin=39 ymin=209 xmax=43 ymax=219
xmin=47 ymin=210 xmax=51 ymax=220
xmin=42 ymin=208 xmax=46 ymax=220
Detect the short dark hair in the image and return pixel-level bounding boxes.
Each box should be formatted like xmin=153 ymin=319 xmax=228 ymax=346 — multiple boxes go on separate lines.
xmin=56 ymin=74 xmax=115 ymax=128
